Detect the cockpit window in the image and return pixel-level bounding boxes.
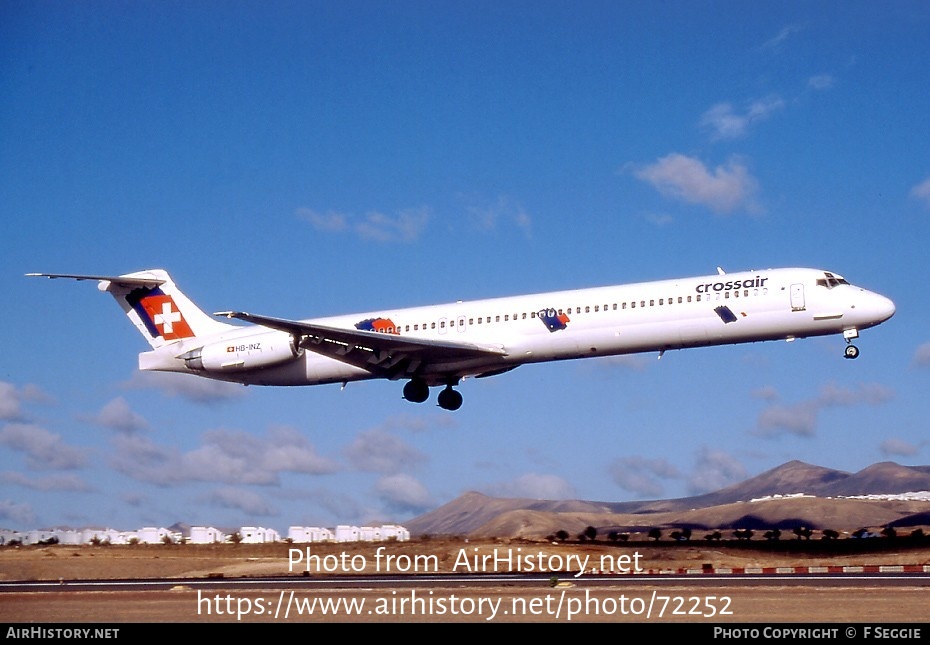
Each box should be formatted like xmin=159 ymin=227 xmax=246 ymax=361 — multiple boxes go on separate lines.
xmin=816 ymin=272 xmax=850 ymax=289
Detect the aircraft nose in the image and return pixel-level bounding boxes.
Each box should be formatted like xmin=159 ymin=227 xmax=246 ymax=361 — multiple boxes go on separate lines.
xmin=877 ymin=294 xmax=896 ymax=322
xmin=864 ymin=291 xmax=895 ymax=323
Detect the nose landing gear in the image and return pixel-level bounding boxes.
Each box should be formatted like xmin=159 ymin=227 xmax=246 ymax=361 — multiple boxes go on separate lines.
xmin=843 ymin=328 xmax=860 ymax=359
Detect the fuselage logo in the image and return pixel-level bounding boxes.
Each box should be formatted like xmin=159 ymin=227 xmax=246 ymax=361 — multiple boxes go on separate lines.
xmin=356 ymin=317 xmax=400 ymax=335
xmin=538 ymin=308 xmax=570 ymax=332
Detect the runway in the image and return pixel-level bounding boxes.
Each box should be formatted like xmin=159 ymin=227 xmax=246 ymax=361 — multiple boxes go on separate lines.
xmin=3 ymin=572 xmax=930 ymax=624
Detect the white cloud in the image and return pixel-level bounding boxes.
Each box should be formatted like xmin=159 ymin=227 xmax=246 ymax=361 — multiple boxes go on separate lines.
xmin=298 ymin=206 xmax=430 ymax=242
xmin=88 ymin=397 xmax=149 ymax=433
xmin=204 ymin=487 xmax=278 ymax=516
xmin=0 ymin=382 xmax=52 ymax=422
xmin=0 ymin=382 xmax=24 ymax=421
xmin=461 ymin=195 xmax=533 ymax=237
xmin=880 ymin=438 xmax=920 ymax=457
xmin=808 ymin=74 xmax=835 ymax=90
xmin=910 ymin=177 xmax=930 ymax=208
xmin=752 ymin=385 xmax=780 ymax=401
xmin=756 ymin=401 xmax=819 ymax=437
xmin=759 ymin=25 xmax=805 ymax=51
xmin=375 ymin=473 xmax=434 ymax=514
xmin=687 ymin=448 xmax=747 ymax=495
xmin=344 ymin=428 xmax=427 ymax=474
xmin=633 ymin=153 xmax=760 ymax=215
xmin=127 ymin=372 xmax=248 ymax=405
xmin=0 ymin=471 xmax=93 ymax=492
xmin=754 ymin=382 xmax=894 ymax=438
xmin=299 ymin=209 xmax=349 ymax=232
xmin=700 ymin=96 xmax=785 ymax=140
xmin=0 ymin=499 xmax=37 ymax=527
xmin=110 ymin=426 xmax=338 ymax=486
xmin=485 ymin=473 xmax=576 ymax=500
xmin=0 ymin=423 xmax=87 ymax=470
xmin=608 ymin=456 xmax=681 ymax=498
xmin=914 ymin=342 xmax=930 ymax=366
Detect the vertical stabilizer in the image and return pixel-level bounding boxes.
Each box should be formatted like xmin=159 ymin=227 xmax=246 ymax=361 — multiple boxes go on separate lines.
xmin=27 ymin=270 xmax=236 ymax=349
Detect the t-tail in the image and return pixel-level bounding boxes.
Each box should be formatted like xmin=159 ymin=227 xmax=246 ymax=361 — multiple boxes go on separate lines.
xmin=26 ymin=269 xmax=235 ymax=349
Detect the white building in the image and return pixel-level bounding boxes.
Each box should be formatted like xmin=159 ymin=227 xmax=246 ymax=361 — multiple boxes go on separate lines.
xmin=287 ymin=526 xmax=335 ymax=543
xmin=334 ymin=525 xmax=360 ymax=542
xmin=380 ymin=524 xmax=411 ymax=541
xmin=189 ymin=526 xmax=226 ymax=544
xmin=137 ymin=527 xmax=179 ymax=544
xmin=239 ymin=526 xmax=280 ymax=543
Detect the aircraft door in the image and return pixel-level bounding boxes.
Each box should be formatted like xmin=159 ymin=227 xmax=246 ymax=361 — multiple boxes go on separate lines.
xmin=790 ymin=283 xmax=805 ymax=311
xmin=457 ymin=315 xmax=467 ymax=333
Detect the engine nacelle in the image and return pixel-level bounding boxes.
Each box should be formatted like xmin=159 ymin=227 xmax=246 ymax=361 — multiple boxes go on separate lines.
xmin=184 ymin=332 xmax=302 ymax=372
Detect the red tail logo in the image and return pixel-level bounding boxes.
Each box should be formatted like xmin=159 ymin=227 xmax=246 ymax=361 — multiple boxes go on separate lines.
xmin=139 ymin=294 xmax=195 ymax=340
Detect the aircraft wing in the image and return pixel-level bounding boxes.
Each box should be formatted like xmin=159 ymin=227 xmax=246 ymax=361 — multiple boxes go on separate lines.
xmin=215 ymin=311 xmax=508 ymax=380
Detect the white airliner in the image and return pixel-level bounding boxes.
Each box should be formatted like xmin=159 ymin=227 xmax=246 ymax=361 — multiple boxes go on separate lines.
xmin=28 ymin=267 xmax=895 ymax=410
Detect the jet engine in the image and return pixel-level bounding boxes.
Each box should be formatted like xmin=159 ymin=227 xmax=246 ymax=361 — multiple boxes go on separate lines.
xmin=183 ymin=332 xmax=302 ymax=372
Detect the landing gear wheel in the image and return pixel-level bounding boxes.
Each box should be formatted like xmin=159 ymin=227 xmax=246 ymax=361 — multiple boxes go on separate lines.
xmin=844 ymin=344 xmax=860 ymax=360
xmin=403 ymin=379 xmax=430 ymax=403
xmin=437 ymin=387 xmax=463 ymax=411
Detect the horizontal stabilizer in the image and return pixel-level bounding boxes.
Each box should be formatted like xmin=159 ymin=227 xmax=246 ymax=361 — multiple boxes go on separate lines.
xmin=26 ymin=272 xmax=166 ymax=287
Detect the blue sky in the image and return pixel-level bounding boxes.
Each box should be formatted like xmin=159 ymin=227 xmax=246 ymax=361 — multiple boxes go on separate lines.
xmin=2 ymin=1 xmax=929 ymax=533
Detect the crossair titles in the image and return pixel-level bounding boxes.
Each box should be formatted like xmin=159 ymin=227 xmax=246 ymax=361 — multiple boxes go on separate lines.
xmin=695 ymin=274 xmax=769 ymax=294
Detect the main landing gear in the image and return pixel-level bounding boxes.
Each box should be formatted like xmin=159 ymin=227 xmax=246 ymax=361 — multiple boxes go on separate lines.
xmin=843 ymin=328 xmax=860 ymax=360
xmin=402 ymin=379 xmax=463 ymax=411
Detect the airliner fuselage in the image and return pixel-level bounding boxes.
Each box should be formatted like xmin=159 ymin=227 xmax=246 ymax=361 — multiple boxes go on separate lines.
xmin=29 ymin=267 xmax=896 ymax=410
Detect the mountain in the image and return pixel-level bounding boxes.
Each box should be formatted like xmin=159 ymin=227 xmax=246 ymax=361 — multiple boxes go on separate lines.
xmin=405 ymin=461 xmax=930 ymax=538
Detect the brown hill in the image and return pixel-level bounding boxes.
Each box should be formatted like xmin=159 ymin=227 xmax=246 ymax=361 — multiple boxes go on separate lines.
xmin=406 ymin=461 xmax=930 ymax=539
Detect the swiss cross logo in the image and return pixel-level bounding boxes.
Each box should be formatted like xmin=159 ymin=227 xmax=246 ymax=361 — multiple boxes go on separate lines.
xmin=140 ymin=295 xmax=195 ymax=340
